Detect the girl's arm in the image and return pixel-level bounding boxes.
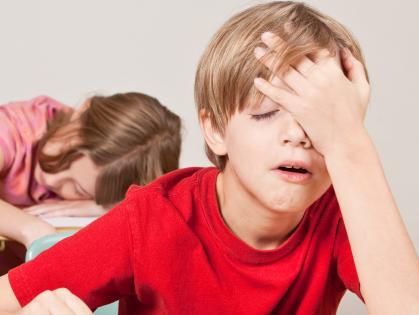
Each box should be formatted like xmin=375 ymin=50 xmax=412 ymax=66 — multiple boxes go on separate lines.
xmin=23 ymin=200 xmax=108 ymax=218
xmin=0 ymin=145 xmax=56 ymax=248
xmin=0 ymin=199 xmax=56 ymax=248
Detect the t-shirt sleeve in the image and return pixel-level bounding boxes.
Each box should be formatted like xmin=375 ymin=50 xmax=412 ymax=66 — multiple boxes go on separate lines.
xmin=334 ymin=218 xmax=363 ymax=301
xmin=0 ymin=96 xmax=65 ymax=175
xmin=8 ymin=197 xmax=136 ymax=310
xmin=0 ymin=104 xmax=19 ymax=174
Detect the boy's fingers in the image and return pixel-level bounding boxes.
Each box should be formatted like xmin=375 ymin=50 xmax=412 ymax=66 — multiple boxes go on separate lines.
xmin=281 ymin=66 xmax=311 ymax=96
xmin=19 ymin=297 xmax=49 ymax=314
xmin=341 ymin=48 xmax=368 ymax=85
xmin=54 ymin=288 xmax=93 ymax=315
xmin=254 ymin=77 xmax=299 ymax=113
xmin=292 ymin=56 xmax=316 ymax=77
xmin=312 ymin=49 xmax=332 ymax=62
xmin=254 ymin=46 xmax=281 ymax=73
xmin=310 ymin=49 xmax=343 ymax=77
xmin=258 ymin=32 xmax=313 ymax=76
xmin=270 ymin=75 xmax=294 ymax=93
xmin=26 ymin=290 xmax=75 ymax=315
xmin=341 ymin=48 xmax=370 ymax=107
xmin=258 ymin=32 xmax=329 ymax=86
xmin=254 ymin=47 xmax=311 ymax=96
xmin=259 ymin=32 xmax=316 ymax=77
xmin=261 ymin=32 xmax=285 ymax=52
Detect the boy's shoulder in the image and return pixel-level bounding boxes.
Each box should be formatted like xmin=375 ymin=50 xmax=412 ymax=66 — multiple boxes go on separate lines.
xmin=119 ymin=167 xmax=219 ymax=241
xmin=124 ymin=166 xmax=219 ymax=209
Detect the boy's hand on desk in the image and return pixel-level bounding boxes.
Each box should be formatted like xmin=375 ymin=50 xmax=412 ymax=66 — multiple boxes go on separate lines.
xmin=254 ymin=32 xmax=371 ymax=158
xmin=24 ymin=200 xmax=107 ymax=218
xmin=17 ymin=288 xmax=92 ymax=315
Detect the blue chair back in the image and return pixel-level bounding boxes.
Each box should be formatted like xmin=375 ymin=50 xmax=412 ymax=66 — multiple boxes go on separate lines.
xmin=26 ymin=232 xmax=118 ymax=315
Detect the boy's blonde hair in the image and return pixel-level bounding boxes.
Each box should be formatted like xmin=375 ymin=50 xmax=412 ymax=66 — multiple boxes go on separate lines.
xmin=37 ymin=92 xmax=181 ymax=206
xmin=195 ymin=1 xmax=368 ymax=170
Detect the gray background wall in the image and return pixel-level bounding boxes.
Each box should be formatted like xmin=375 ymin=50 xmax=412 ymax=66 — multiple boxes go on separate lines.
xmin=0 ymin=1 xmax=417 ymax=314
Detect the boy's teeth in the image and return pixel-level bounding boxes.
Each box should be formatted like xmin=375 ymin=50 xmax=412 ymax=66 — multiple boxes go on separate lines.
xmin=278 ymin=165 xmax=308 ymax=173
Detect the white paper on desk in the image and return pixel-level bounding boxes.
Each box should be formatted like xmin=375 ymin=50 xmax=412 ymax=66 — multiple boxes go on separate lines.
xmin=40 ymin=216 xmax=99 ymax=228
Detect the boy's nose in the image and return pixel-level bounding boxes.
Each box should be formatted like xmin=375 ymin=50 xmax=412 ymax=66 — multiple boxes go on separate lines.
xmin=279 ymin=113 xmax=311 ymax=149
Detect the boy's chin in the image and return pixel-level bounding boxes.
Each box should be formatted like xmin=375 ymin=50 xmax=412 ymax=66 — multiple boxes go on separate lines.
xmin=263 ymin=185 xmax=329 ymax=213
xmin=265 ymin=197 xmax=312 ymax=214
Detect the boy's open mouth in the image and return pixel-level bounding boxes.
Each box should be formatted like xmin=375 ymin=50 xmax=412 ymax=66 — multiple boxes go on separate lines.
xmin=277 ymin=166 xmax=309 ymax=174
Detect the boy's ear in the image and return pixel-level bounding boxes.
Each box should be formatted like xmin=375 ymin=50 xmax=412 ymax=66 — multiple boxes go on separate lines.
xmin=199 ymin=110 xmax=227 ymax=156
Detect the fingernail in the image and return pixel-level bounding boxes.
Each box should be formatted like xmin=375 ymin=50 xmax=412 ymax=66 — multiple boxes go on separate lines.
xmin=254 ymin=46 xmax=267 ymax=59
xmin=261 ymin=31 xmax=275 ymax=42
xmin=254 ymin=78 xmax=263 ymax=86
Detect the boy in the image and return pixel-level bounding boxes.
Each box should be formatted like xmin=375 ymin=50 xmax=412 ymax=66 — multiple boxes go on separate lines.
xmin=0 ymin=2 xmax=418 ymax=315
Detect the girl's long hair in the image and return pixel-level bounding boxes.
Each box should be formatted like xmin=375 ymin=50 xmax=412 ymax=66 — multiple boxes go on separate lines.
xmin=37 ymin=92 xmax=181 ymax=206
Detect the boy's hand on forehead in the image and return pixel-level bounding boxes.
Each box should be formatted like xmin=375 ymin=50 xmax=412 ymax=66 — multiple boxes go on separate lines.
xmin=254 ymin=32 xmax=370 ymax=158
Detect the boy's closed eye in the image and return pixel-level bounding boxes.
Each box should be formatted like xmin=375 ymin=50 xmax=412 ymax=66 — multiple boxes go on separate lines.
xmin=251 ymin=109 xmax=280 ymax=121
xmin=249 ymin=96 xmax=282 ymax=121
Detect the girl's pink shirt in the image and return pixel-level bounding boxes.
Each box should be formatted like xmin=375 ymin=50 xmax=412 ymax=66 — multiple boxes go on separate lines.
xmin=0 ymin=96 xmax=69 ymax=207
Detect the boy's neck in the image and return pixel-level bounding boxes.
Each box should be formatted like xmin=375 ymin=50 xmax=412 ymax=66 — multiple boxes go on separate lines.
xmin=216 ymin=167 xmax=306 ymax=251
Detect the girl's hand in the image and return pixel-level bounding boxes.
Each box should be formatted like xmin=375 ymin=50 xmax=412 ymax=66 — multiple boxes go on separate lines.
xmin=23 ymin=200 xmax=107 ymax=218
xmin=17 ymin=288 xmax=92 ymax=315
xmin=253 ymin=32 xmax=371 ymax=158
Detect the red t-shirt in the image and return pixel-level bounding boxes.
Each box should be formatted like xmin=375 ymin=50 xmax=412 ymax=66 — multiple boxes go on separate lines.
xmin=9 ymin=167 xmax=361 ymax=314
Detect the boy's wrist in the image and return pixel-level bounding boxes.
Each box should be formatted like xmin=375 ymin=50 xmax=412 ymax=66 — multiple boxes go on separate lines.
xmin=324 ymin=127 xmax=373 ymax=168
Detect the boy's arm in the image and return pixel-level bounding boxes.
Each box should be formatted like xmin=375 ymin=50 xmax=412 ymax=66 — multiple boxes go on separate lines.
xmin=0 ymin=275 xmax=92 ymax=315
xmin=0 ymin=275 xmax=20 ymax=313
xmin=254 ymin=33 xmax=419 ymax=315
xmin=325 ymin=129 xmax=419 ymax=314
xmin=5 ymin=196 xmax=135 ymax=311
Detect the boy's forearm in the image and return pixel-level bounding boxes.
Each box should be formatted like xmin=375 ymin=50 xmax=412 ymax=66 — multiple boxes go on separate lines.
xmin=325 ymin=129 xmax=419 ymax=315
xmin=0 ymin=275 xmax=21 ymax=314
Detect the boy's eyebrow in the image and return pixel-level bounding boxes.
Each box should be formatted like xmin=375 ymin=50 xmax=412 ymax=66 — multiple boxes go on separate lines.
xmin=248 ymin=97 xmax=281 ymax=110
